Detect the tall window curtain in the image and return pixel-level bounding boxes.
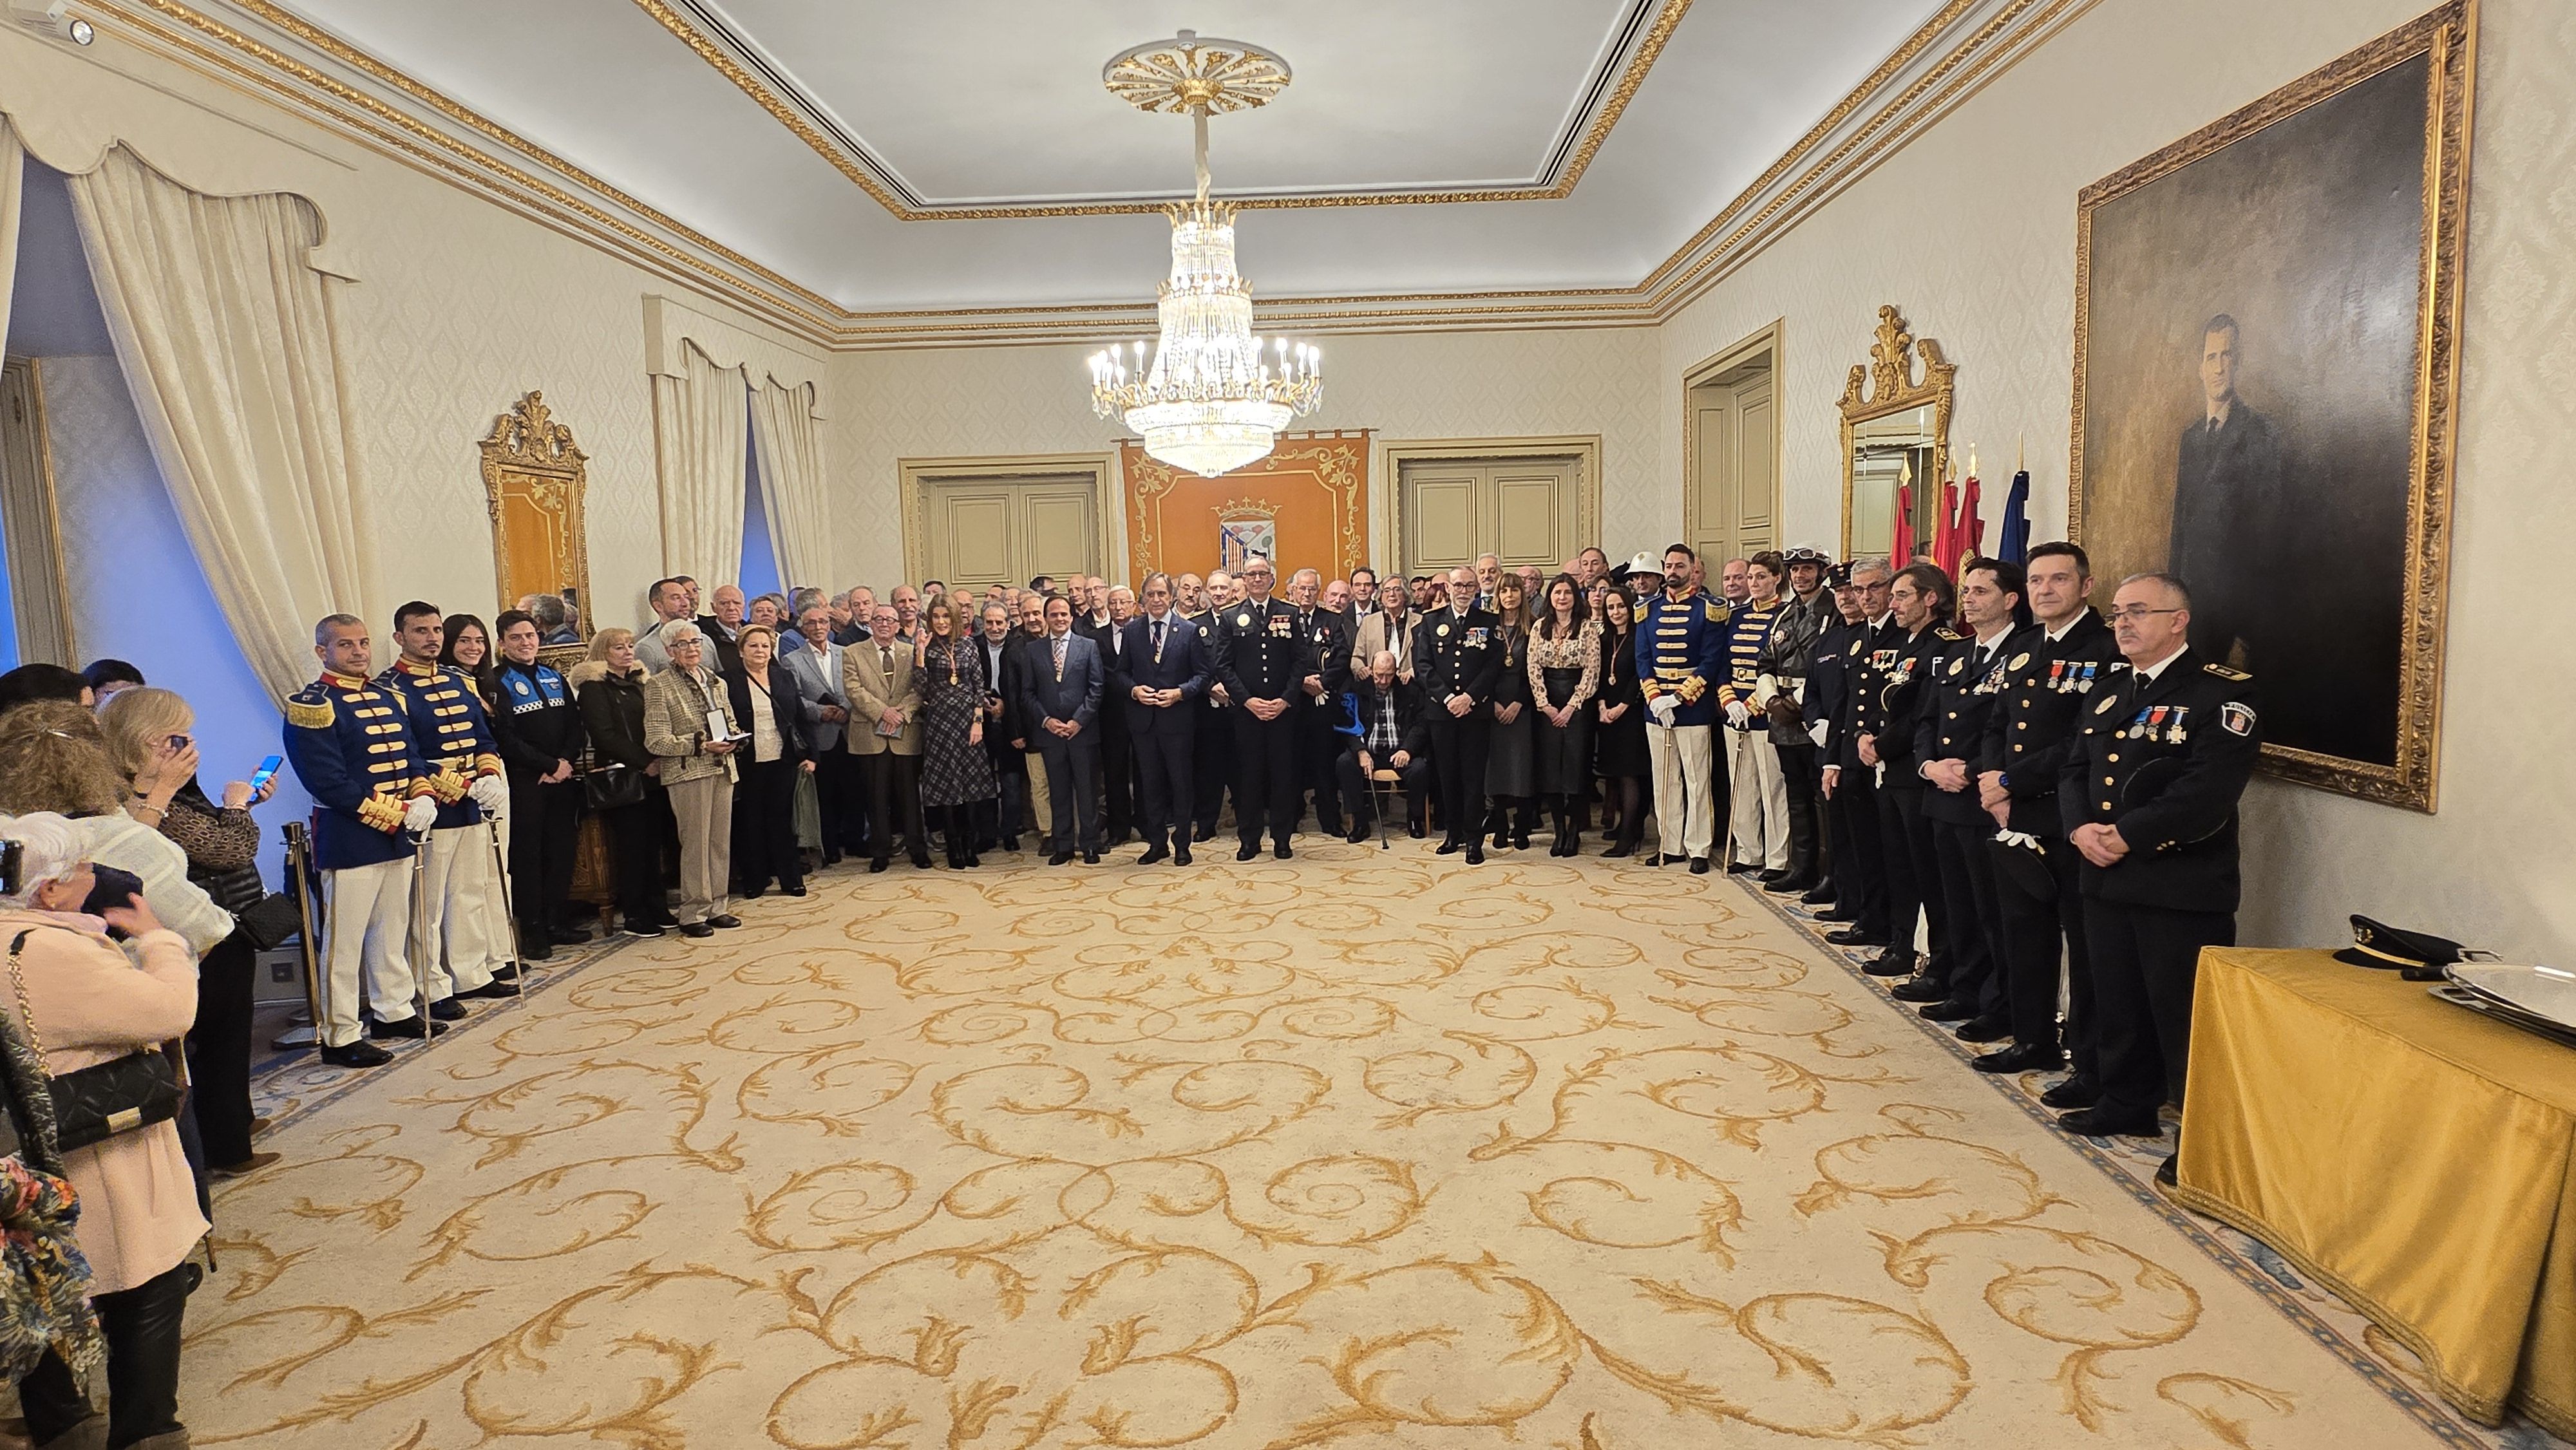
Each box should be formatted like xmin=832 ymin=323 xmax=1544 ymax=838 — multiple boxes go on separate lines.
xmin=748 ymin=377 xmax=829 ymax=590
xmin=66 ymin=146 xmax=377 ymax=702
xmin=650 ymin=339 xmax=748 ymax=589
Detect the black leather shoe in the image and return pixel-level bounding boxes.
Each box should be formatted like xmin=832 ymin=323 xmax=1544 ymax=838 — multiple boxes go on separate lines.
xmin=708 ymin=914 xmax=742 ymax=929
xmin=1815 ymin=906 xmax=1861 ymax=923
xmin=550 ymin=927 xmax=591 ymax=946
xmin=1861 ymin=954 xmax=1916 ymax=978
xmin=369 ymin=1015 xmax=446 ymax=1040
xmin=428 ymin=997 xmax=470 ymax=1020
xmin=1273 ymin=843 xmax=1293 ymax=860
xmin=782 ymin=885 xmax=808 ymax=897
xmin=2154 ymin=1154 xmax=2179 ymax=1187
xmin=1435 ymin=838 xmax=1463 ymax=855
xmin=1825 ymin=927 xmax=1887 ymax=948
xmin=868 ymin=859 xmax=889 ymax=873
xmin=1050 ymin=851 xmax=1075 ymax=866
xmin=1083 ymin=849 xmax=1101 ymax=864
xmin=2040 ymin=1075 xmax=2100 ymax=1109
xmin=1139 ymin=845 xmax=1170 ymax=865
xmin=319 ymin=1040 xmax=392 ymax=1068
xmin=1917 ymin=997 xmax=1977 ymax=1022
xmin=490 ymin=962 xmax=521 ymax=982
xmin=1800 ymin=882 xmax=1837 ymax=906
xmin=1757 ymin=868 xmax=1792 ymax=884
xmin=1953 ymin=1013 xmax=2013 ymax=1043
xmin=460 ymin=979 xmax=520 ymax=1001
xmin=623 ymin=921 xmax=664 ymax=939
xmin=1890 ymin=975 xmax=1949 ymax=1003
xmin=1763 ymin=874 xmax=1815 ymax=895
xmin=1466 ymin=844 xmax=1484 ymax=864
xmin=1236 ymin=843 xmax=1261 ymax=862
xmin=679 ymin=921 xmax=716 ymax=939
xmin=1173 ymin=847 xmax=1192 ymax=865
xmin=1408 ymin=823 xmax=1426 ymax=840
xmin=1689 ymin=858 xmax=1710 ymax=874
xmin=1002 ymin=836 xmax=1021 ymax=852
xmin=1726 ymin=860 xmax=1760 ymax=875
xmin=1972 ymin=1042 xmax=2066 ymax=1075
xmin=910 ymin=854 xmax=934 ymax=870
xmin=2056 ymin=1107 xmax=2163 ymax=1139
xmin=521 ymin=939 xmax=554 ymax=962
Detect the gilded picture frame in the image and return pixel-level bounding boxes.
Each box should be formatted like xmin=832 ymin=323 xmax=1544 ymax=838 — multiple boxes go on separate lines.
xmin=478 ymin=391 xmax=594 ymax=671
xmin=2069 ymin=1 xmax=2473 ymax=813
xmin=1837 ymin=305 xmax=1953 ymax=562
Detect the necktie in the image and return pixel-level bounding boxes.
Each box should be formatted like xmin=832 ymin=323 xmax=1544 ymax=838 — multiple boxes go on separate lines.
xmin=879 ymin=646 xmax=892 ymax=673
xmin=1053 ymin=636 xmax=1066 ymax=675
xmin=1152 ymin=621 xmax=1166 ymax=654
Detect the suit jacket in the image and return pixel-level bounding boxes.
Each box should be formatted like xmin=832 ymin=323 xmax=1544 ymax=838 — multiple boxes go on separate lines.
xmin=724 ymin=665 xmax=811 ymax=765
xmin=842 ymin=637 xmax=923 ymax=757
xmin=1112 ymin=614 xmax=1211 ymax=738
xmin=1019 ymin=632 xmax=1104 ymax=746
xmin=694 ymin=614 xmax=744 ymax=675
xmin=1350 ymin=608 xmax=1418 ymax=681
xmin=781 ymin=639 xmax=847 ymax=752
xmin=2170 ymin=400 xmax=2282 ymax=672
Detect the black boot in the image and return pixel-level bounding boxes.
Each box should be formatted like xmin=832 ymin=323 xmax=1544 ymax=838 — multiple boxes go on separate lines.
xmin=1550 ymin=799 xmax=1573 ymax=856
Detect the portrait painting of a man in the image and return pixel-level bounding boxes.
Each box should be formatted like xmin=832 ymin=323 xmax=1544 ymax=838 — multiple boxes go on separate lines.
xmin=2070 ymin=3 xmax=2470 ymax=810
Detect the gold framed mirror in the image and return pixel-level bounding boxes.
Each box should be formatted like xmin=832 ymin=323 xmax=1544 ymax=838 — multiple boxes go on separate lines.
xmin=1837 ymin=305 xmax=1954 ymax=562
xmin=479 ymin=391 xmax=593 ymax=668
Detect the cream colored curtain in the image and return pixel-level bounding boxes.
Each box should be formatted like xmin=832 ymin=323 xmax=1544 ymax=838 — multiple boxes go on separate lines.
xmin=0 ymin=121 xmax=20 ymax=358
xmin=650 ymin=339 xmax=748 ymax=588
xmin=66 ymin=146 xmax=376 ymax=702
xmin=748 ymin=375 xmax=829 ymax=589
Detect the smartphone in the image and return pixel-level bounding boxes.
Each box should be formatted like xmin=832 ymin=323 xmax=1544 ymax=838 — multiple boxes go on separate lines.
xmin=82 ymin=865 xmax=144 ymax=918
xmin=249 ymin=755 xmax=285 ymax=793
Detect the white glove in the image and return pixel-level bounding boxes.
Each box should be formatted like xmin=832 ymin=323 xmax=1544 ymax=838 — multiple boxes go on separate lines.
xmin=470 ymin=774 xmax=507 ymax=817
xmin=401 ymin=796 xmax=438 ymax=835
xmin=1806 ymin=720 xmax=1829 ymax=749
xmin=1724 ymin=701 xmax=1752 ymax=730
xmin=1647 ymin=695 xmax=1679 ymax=727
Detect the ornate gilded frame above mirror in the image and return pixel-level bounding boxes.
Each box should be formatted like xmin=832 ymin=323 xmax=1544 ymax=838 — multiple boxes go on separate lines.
xmin=1837 ymin=305 xmax=1955 ymax=562
xmin=480 ymin=391 xmax=594 ymax=668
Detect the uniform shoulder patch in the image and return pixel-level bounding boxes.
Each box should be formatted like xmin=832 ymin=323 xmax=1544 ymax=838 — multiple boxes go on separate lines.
xmin=1936 ymin=626 xmax=1966 ymax=641
xmin=2204 ymin=662 xmax=2250 ymax=681
xmin=1703 ymin=602 xmax=1726 ymax=621
xmin=285 ymin=693 xmax=336 ymax=730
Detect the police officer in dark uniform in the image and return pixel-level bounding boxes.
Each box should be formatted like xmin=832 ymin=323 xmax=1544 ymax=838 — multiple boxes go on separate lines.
xmin=2055 ymin=570 xmax=2259 ymax=1164
xmin=283 ymin=612 xmax=437 ymax=1067
xmin=1818 ymin=561 xmax=1893 ymax=946
xmin=1909 ymin=558 xmax=2038 ymax=1042
xmin=1186 ymin=573 xmax=1235 ymax=845
xmin=1859 ymin=563 xmax=1961 ymax=999
xmin=1414 ymin=564 xmax=1502 ymax=863
xmin=1287 ymin=567 xmax=1353 ymax=836
xmin=1209 ymin=556 xmax=1315 ymax=860
xmin=1973 ymin=541 xmax=2123 ymax=1091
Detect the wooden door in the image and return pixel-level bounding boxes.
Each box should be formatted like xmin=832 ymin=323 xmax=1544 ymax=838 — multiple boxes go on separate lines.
xmin=1398 ymin=456 xmax=1581 ymax=579
xmin=1689 ymin=363 xmax=1779 ymax=563
xmin=922 ymin=473 xmax=1100 ymax=593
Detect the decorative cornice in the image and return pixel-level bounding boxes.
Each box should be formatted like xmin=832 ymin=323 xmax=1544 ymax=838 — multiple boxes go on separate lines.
xmin=627 ymin=0 xmax=1690 ymax=218
xmin=82 ymin=0 xmax=2089 ymax=348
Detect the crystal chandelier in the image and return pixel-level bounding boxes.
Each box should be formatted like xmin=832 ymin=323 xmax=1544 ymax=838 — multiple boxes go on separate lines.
xmin=1088 ymin=32 xmax=1321 ymax=478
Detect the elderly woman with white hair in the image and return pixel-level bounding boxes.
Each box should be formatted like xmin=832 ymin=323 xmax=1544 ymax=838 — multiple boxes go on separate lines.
xmin=0 ymin=809 xmax=206 ymax=1450
xmin=640 ymin=621 xmax=743 ymax=938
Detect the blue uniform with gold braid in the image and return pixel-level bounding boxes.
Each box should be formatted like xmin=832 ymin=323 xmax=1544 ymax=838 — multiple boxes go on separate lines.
xmin=376 ymin=659 xmax=504 ymax=825
xmin=282 ymin=669 xmax=427 ymax=870
xmin=1634 ymin=588 xmax=1727 ymax=726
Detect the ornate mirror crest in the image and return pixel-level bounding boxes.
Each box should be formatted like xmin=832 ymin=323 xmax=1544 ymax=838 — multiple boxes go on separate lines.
xmin=1838 ymin=305 xmax=1956 ymax=561
xmin=479 ymin=391 xmax=594 ymax=666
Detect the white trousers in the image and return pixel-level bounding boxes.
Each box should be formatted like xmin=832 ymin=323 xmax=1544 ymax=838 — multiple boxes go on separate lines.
xmin=1726 ymin=726 xmax=1791 ymax=870
xmin=417 ymin=825 xmax=501 ymax=999
xmin=321 ymin=857 xmax=415 ymax=1045
xmin=1646 ymin=722 xmax=1715 ymax=863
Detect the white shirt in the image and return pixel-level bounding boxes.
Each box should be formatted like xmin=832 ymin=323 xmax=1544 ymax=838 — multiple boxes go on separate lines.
xmin=2044 ymin=607 xmax=2094 ymax=643
xmin=2130 ymin=646 xmax=2186 ymax=685
xmin=76 ymin=816 xmax=232 ymax=958
xmin=743 ymin=672 xmax=783 ymax=762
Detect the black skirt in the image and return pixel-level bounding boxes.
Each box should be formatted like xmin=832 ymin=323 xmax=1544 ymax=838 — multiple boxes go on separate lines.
xmin=1534 ymin=666 xmax=1596 ymax=793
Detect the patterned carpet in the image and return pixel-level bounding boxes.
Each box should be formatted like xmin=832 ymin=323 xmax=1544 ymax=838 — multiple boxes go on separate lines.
xmin=182 ymin=843 xmax=2505 ymax=1448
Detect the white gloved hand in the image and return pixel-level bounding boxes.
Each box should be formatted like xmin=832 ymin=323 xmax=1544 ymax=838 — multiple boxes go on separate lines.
xmin=1647 ymin=695 xmax=1679 ymax=727
xmin=402 ymin=796 xmax=438 ymax=835
xmin=1806 ymin=720 xmax=1829 ymax=749
xmin=1724 ymin=701 xmax=1752 ymax=730
xmin=469 ymin=774 xmax=507 ymax=817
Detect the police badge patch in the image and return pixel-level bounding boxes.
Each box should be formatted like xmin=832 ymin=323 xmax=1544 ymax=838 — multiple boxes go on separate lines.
xmin=2221 ymin=701 xmax=2257 ymax=737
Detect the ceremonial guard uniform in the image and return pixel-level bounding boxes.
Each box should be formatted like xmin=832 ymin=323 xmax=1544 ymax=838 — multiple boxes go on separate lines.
xmin=1715 ymin=596 xmax=1788 ymax=872
xmin=1859 ymin=617 xmax=1960 ymax=982
xmin=1210 ymin=596 xmax=1316 ymax=856
xmin=1810 ymin=605 xmax=1888 ymax=939
xmin=379 ymin=657 xmax=510 ymax=1006
xmin=2058 ymin=649 xmax=2260 ymax=1134
xmin=1414 ymin=599 xmax=1502 ymax=860
xmin=1911 ymin=621 xmax=2040 ymax=1033
xmin=1635 ymin=588 xmax=1728 ymax=868
xmin=282 ymin=669 xmax=431 ymax=1053
xmin=1976 ymin=608 xmax=2122 ymax=1086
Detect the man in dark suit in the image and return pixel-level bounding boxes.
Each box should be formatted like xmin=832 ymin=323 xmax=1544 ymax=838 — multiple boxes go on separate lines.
xmin=1185 ymin=571 xmax=1235 ymax=844
xmin=1414 ymin=565 xmax=1502 ymax=863
xmin=1287 ymin=567 xmax=1352 ymax=835
xmin=1337 ymin=650 xmax=1433 ymax=840
xmin=973 ymin=599 xmax=1027 ymax=853
xmin=2167 ymin=314 xmax=2282 ymax=676
xmin=1079 ymin=584 xmax=1139 ymax=847
xmin=1019 ymin=593 xmax=1106 ymax=864
xmin=2056 ymin=572 xmax=2259 ymax=1175
xmin=1209 ymin=556 xmax=1314 ymax=860
xmin=1113 ymin=573 xmax=1211 ymax=865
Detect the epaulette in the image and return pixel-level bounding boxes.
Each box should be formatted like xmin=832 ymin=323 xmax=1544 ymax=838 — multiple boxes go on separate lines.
xmin=285 ymin=691 xmax=335 ymax=730
xmin=1936 ymin=626 xmax=1967 ymax=641
xmin=2204 ymin=662 xmax=2250 ymax=681
xmin=1703 ymin=601 xmax=1726 ymax=621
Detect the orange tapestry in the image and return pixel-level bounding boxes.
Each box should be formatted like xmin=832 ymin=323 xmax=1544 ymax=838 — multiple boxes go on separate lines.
xmin=1122 ymin=430 xmax=1370 ymax=585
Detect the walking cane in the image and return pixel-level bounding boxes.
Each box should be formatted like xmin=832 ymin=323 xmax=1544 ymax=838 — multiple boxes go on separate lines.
xmin=404 ymin=827 xmax=435 ymax=1041
xmin=278 ymin=822 xmax=324 ymax=1051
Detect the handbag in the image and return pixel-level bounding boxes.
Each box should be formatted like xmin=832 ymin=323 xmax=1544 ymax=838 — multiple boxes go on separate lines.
xmin=583 ymin=759 xmax=645 ymax=811
xmin=234 ymin=890 xmax=305 ymax=952
xmin=5 ymin=930 xmax=184 ymax=1153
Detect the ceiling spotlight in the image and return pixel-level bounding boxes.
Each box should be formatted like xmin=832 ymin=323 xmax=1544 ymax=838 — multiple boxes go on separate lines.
xmin=8 ymin=0 xmax=93 ymax=44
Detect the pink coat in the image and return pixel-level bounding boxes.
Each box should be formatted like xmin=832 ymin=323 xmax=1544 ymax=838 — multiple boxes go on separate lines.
xmin=0 ymin=910 xmax=207 ymax=1294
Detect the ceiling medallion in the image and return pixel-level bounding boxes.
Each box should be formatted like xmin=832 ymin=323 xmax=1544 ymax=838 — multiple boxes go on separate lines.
xmin=1088 ymin=30 xmax=1321 ymax=478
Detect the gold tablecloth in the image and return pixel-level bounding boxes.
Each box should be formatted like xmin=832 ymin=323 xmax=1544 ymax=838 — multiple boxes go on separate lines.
xmin=2175 ymin=948 xmax=2576 ymax=1437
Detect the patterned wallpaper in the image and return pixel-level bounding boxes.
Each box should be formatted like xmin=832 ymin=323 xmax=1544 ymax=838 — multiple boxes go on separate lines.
xmin=1659 ymin=0 xmax=2576 ymax=963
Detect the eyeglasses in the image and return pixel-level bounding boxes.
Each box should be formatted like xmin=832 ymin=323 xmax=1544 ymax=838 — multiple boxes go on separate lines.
xmin=2107 ymin=606 xmax=2184 ymax=623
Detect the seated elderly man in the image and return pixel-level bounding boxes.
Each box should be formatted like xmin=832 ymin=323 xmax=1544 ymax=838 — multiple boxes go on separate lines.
xmin=1335 ymin=650 xmax=1434 ymax=841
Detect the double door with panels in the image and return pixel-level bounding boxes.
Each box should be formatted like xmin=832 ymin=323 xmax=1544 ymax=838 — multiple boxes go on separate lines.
xmin=920 ymin=472 xmax=1100 ymax=594
xmin=1398 ymin=456 xmax=1584 ymax=581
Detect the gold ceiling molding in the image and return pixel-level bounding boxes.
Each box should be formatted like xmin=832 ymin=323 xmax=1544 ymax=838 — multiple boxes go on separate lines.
xmin=626 ymin=0 xmax=1694 ymax=219
xmin=80 ymin=0 xmax=2074 ymax=348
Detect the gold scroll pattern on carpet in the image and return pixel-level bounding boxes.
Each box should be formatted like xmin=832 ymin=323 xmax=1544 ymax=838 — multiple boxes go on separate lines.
xmin=186 ymin=860 xmax=2448 ymax=1448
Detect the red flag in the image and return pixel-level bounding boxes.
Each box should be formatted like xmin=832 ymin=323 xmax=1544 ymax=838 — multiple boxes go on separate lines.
xmin=1958 ymin=473 xmax=1984 ymax=564
xmin=1932 ymin=479 xmax=1959 ymax=574
xmin=1893 ymin=482 xmax=1915 ymax=569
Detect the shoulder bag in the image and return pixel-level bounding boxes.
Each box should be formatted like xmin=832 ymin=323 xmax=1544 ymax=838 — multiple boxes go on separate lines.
xmin=5 ymin=930 xmax=185 ymax=1153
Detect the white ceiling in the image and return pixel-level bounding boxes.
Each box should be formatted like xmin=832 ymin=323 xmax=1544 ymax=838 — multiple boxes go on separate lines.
xmin=267 ymin=0 xmax=1952 ymax=310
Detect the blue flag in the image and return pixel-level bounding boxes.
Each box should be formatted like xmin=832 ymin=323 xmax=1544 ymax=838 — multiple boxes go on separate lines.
xmin=1998 ymin=470 xmax=2032 ymax=565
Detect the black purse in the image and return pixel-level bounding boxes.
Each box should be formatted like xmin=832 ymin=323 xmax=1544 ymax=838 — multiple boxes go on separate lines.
xmin=233 ymin=892 xmax=305 ymax=952
xmin=582 ymin=760 xmax=645 ymax=811
xmin=5 ymin=930 xmax=185 ymax=1153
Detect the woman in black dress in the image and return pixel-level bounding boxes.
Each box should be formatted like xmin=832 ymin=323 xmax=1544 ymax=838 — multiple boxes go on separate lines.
xmin=1528 ymin=573 xmax=1601 ymax=856
xmin=1483 ymin=574 xmax=1538 ymax=850
xmin=915 ymin=596 xmax=998 ymax=869
xmin=572 ymin=628 xmax=668 ymax=935
xmin=1593 ymin=585 xmax=1651 ymax=858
